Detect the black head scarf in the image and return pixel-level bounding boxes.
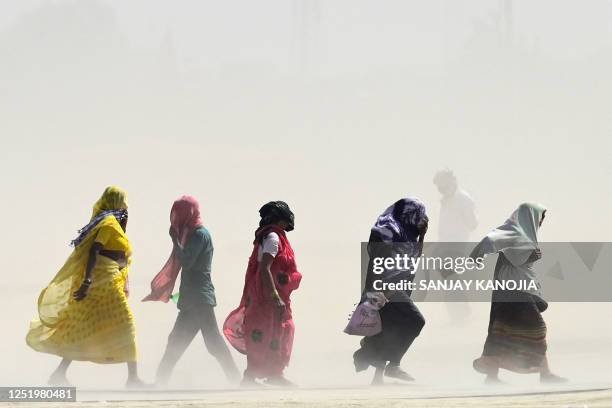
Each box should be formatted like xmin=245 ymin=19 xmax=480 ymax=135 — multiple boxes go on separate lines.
xmin=259 ymin=201 xmax=295 ymax=231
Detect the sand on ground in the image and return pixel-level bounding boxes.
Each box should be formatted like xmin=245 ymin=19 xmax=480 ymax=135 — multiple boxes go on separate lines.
xmin=2 ymin=386 xmax=612 ymax=408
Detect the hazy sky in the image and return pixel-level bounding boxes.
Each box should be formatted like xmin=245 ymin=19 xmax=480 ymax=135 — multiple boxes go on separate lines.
xmin=3 ymin=1 xmax=612 ymax=70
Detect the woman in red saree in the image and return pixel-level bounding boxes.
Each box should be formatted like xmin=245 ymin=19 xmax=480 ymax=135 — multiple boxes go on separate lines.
xmin=224 ymin=201 xmax=302 ymax=387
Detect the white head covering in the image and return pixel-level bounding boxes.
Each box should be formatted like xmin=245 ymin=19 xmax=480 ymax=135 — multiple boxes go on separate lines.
xmin=471 ymin=202 xmax=547 ymax=266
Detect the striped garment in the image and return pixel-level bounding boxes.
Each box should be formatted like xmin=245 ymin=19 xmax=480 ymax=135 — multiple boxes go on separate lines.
xmin=70 ymin=209 xmax=127 ymax=247
xmin=476 ymin=291 xmax=548 ymax=373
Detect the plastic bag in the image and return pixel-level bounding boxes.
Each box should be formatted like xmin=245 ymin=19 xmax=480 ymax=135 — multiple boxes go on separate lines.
xmin=344 ymin=292 xmax=387 ymax=337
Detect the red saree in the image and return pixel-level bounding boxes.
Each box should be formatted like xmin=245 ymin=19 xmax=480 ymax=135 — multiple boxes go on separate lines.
xmin=223 ymin=225 xmax=302 ymax=378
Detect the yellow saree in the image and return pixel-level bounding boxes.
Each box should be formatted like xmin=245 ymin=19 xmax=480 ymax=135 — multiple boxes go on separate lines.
xmin=26 ymin=188 xmax=137 ymax=363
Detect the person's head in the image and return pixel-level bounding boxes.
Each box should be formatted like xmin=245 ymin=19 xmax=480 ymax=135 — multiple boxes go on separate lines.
xmin=92 ymin=186 xmax=128 ymax=220
xmin=259 ymin=201 xmax=295 ymax=232
xmin=170 ymin=195 xmax=202 ymax=232
xmin=515 ymin=202 xmax=546 ymax=229
xmin=372 ymin=197 xmax=427 ymax=242
xmin=433 ymin=169 xmax=457 ymax=196
xmin=509 ymin=202 xmax=547 ymax=244
xmin=393 ymin=197 xmax=428 ymax=238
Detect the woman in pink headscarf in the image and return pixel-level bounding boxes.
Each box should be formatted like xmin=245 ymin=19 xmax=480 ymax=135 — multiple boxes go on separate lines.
xmin=224 ymin=201 xmax=302 ymax=387
xmin=144 ymin=195 xmax=239 ymax=386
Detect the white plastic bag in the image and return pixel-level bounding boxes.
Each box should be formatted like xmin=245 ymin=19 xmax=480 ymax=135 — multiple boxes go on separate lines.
xmin=344 ymin=292 xmax=388 ymax=337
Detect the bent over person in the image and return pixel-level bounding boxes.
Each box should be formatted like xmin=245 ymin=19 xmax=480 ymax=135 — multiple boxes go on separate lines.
xmin=471 ymin=203 xmax=566 ymax=384
xmin=353 ymin=197 xmax=428 ymax=385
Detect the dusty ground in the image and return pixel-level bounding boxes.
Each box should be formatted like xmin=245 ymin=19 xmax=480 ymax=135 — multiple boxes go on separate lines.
xmin=2 ymin=386 xmax=611 ymax=408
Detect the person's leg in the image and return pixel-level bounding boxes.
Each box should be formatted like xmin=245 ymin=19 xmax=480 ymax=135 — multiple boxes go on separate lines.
xmin=49 ymin=358 xmax=72 ymax=385
xmin=371 ymin=365 xmax=385 ymax=386
xmin=473 ymin=356 xmax=502 ymax=383
xmin=384 ymin=301 xmax=424 ymax=382
xmin=155 ymin=310 xmax=200 ymax=386
xmin=442 ymin=253 xmax=472 ymax=324
xmin=241 ymin=374 xmax=257 ymax=386
xmin=478 ymin=298 xmax=503 ymax=384
xmin=385 ymin=328 xmax=418 ymax=382
xmin=361 ymin=304 xmax=393 ymax=385
xmin=484 ymin=366 xmax=502 ymax=384
xmin=264 ymin=316 xmax=298 ymax=387
xmin=241 ymin=355 xmax=259 ymax=387
xmin=198 ymin=305 xmax=241 ymax=384
xmin=474 ymin=349 xmax=503 ymax=384
xmin=125 ymin=361 xmax=146 ymax=388
xmin=386 ymin=308 xmax=425 ymax=366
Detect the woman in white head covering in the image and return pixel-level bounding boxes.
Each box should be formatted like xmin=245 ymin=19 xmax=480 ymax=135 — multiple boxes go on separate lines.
xmin=471 ymin=203 xmax=566 ymax=384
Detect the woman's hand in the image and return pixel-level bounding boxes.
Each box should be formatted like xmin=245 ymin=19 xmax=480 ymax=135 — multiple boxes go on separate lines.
xmin=73 ymin=281 xmax=91 ymax=301
xmin=169 ymin=226 xmax=177 ymax=240
xmin=416 ymin=217 xmax=428 ymax=256
xmin=417 ymin=217 xmax=429 ymax=238
xmin=528 ymin=248 xmax=542 ymax=262
xmin=272 ymin=292 xmax=286 ymax=317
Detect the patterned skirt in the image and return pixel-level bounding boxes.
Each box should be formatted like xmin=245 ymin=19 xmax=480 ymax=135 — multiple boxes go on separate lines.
xmin=242 ymin=301 xmax=295 ymax=379
xmin=475 ymin=291 xmax=547 ymax=373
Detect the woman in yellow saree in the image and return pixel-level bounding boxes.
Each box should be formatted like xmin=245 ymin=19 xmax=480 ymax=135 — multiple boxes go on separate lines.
xmin=26 ymin=186 xmax=143 ymax=387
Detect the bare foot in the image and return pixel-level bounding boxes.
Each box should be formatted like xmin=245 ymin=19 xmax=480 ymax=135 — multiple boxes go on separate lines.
xmin=265 ymin=376 xmax=297 ymax=388
xmin=240 ymin=376 xmax=262 ymax=388
xmin=371 ymin=367 xmax=384 ymax=386
xmin=485 ymin=375 xmax=504 ymax=385
xmin=48 ymin=372 xmax=71 ymax=387
xmin=540 ymin=373 xmax=568 ymax=384
xmin=473 ymin=357 xmax=498 ymax=375
xmin=125 ymin=377 xmax=148 ymax=389
xmin=384 ymin=365 xmax=415 ymax=382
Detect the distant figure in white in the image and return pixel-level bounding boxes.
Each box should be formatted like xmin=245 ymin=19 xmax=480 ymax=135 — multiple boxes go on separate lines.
xmin=433 ymin=169 xmax=477 ymax=242
xmin=433 ymin=169 xmax=477 ymax=322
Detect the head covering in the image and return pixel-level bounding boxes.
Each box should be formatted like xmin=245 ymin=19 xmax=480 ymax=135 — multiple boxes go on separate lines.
xmin=471 ymin=202 xmax=547 ymax=266
xmin=258 ymin=201 xmax=295 ymax=231
xmin=371 ymin=197 xmax=428 ymax=243
xmin=91 ymin=186 xmax=129 ymax=220
xmin=170 ymin=195 xmax=204 ymax=245
xmin=143 ymin=195 xmax=204 ymax=302
xmin=71 ymin=186 xmax=128 ymax=247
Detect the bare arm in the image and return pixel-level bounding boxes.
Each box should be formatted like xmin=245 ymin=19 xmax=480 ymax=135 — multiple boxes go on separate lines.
xmin=73 ymin=242 xmax=102 ymax=301
xmin=259 ymin=253 xmax=286 ymax=315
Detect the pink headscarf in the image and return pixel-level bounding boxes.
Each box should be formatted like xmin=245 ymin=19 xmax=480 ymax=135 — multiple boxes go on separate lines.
xmin=142 ymin=195 xmax=203 ymax=302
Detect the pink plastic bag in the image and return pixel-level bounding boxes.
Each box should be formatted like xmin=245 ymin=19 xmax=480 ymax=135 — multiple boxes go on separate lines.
xmin=344 ymin=292 xmax=387 ymax=337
